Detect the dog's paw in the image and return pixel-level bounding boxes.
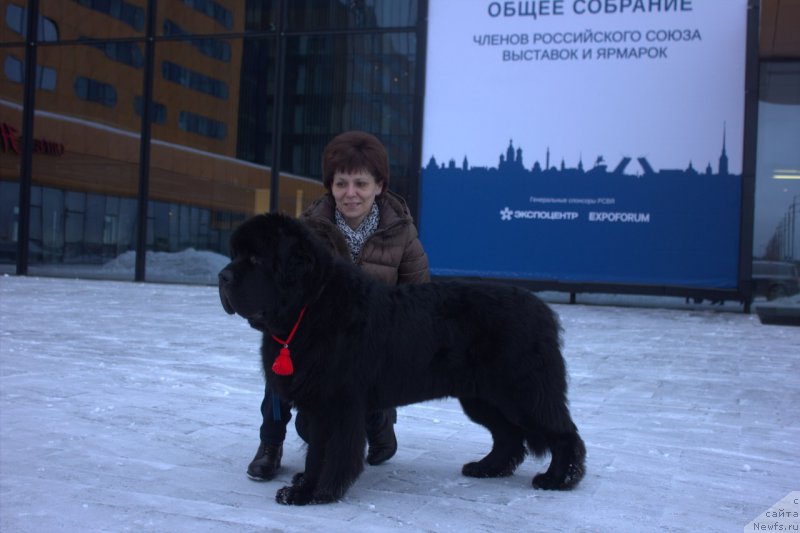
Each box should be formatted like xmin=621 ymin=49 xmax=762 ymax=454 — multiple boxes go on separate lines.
xmin=275 ymin=485 xmax=339 ymax=505
xmin=276 ymin=484 xmax=312 ymax=505
xmin=532 ymin=462 xmax=584 ymax=490
xmin=275 ymin=473 xmax=312 ymax=505
xmin=462 ymin=460 xmax=515 ymax=478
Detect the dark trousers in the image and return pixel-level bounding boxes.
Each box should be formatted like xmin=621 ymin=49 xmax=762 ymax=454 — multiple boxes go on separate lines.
xmin=259 ymin=382 xmax=396 ymax=445
xmin=259 ymin=384 xmax=293 ymax=445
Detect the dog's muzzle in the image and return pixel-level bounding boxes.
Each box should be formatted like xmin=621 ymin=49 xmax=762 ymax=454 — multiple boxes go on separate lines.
xmin=218 ymin=267 xmax=236 ymax=315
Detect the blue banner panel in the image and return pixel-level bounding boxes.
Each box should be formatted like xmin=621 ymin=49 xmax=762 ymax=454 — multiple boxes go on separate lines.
xmin=421 ymin=146 xmax=741 ymax=287
xmin=421 ymin=0 xmax=748 ymax=289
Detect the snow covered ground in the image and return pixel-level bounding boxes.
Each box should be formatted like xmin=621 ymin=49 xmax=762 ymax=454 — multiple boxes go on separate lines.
xmin=1 ymin=274 xmax=798 ymax=532
xmin=2 ymin=248 xmax=233 ymax=286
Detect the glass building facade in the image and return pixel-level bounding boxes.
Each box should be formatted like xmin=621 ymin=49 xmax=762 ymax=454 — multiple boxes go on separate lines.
xmin=0 ymin=0 xmax=424 ymax=283
xmin=1 ymin=0 xmax=798 ymax=291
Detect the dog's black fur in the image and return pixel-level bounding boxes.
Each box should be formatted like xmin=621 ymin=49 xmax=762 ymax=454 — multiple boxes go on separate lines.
xmin=219 ymin=213 xmax=585 ymax=505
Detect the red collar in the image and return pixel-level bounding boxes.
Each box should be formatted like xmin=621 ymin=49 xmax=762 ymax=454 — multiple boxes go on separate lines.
xmin=270 ymin=307 xmax=306 ymax=375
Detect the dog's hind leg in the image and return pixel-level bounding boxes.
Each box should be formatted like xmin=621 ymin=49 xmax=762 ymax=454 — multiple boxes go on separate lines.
xmin=459 ymin=398 xmax=526 ymax=478
xmin=530 ymin=426 xmax=585 ymax=490
xmin=521 ymin=396 xmax=586 ymax=490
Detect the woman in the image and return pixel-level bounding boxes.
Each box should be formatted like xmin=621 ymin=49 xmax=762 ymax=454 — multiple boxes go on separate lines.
xmin=247 ymin=130 xmax=430 ymax=481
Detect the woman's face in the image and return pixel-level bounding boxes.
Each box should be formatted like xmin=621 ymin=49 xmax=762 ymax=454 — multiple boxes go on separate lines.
xmin=331 ymin=170 xmax=383 ymax=229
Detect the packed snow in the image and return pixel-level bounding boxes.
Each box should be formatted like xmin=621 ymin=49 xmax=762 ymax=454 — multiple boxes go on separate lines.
xmin=101 ymin=248 xmax=231 ymax=285
xmin=1 ymin=273 xmax=798 ymax=532
xmin=8 ymin=248 xmax=232 ymax=285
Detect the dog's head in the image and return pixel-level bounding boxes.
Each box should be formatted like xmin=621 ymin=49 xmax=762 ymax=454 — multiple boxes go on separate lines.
xmin=218 ymin=213 xmax=333 ymax=331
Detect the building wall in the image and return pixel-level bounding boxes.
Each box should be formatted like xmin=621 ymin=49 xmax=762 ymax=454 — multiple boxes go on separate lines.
xmin=5 ymin=0 xmax=792 ymax=284
xmin=1 ymin=0 xmax=420 ymax=279
xmin=760 ymin=0 xmax=800 ymax=58
xmin=754 ymin=1 xmax=800 ymax=264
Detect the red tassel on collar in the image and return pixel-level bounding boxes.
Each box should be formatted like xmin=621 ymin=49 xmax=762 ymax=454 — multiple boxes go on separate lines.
xmin=270 ymin=307 xmax=306 ymax=376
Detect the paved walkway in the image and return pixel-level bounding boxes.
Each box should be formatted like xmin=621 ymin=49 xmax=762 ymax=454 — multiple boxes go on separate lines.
xmin=1 ymin=276 xmax=798 ymax=532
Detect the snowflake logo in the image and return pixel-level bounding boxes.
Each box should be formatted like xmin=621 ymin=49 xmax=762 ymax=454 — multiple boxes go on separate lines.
xmin=500 ymin=207 xmax=513 ymax=221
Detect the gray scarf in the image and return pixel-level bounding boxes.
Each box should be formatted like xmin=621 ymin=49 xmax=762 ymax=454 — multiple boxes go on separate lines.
xmin=335 ymin=202 xmax=380 ymax=261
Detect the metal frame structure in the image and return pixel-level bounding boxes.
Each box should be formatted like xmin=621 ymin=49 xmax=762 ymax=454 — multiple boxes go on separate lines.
xmin=8 ymin=0 xmax=760 ymax=310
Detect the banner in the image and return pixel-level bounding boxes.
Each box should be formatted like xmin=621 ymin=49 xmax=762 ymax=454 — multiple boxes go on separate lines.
xmin=420 ymin=0 xmax=748 ymax=288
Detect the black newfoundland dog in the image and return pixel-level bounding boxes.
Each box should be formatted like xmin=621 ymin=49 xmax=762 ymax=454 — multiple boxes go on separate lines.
xmin=218 ymin=213 xmax=585 ymax=505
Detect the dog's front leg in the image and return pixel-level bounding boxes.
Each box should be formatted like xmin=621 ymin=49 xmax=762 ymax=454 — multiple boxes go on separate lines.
xmin=275 ymin=412 xmax=327 ymax=505
xmin=275 ymin=403 xmax=366 ymax=505
xmin=311 ymin=406 xmax=366 ymax=503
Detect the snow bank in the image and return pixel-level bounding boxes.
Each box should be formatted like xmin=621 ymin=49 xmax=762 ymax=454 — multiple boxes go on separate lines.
xmin=101 ymin=248 xmax=230 ymax=284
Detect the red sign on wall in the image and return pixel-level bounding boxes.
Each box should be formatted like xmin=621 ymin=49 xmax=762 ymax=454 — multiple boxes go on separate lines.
xmin=1 ymin=122 xmax=65 ymax=156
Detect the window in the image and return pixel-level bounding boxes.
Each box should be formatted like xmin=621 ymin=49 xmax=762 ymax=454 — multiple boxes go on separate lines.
xmin=103 ymin=214 xmax=118 ymax=245
xmin=4 ymin=56 xmax=57 ymax=90
xmin=286 ymin=1 xmax=418 ymax=31
xmin=80 ymin=37 xmax=143 ymax=68
xmin=179 ymin=111 xmax=226 ymax=139
xmin=162 ymin=61 xmax=228 ymax=99
xmin=5 ymin=4 xmax=59 ymax=41
xmin=182 ymin=0 xmax=233 ymax=30
xmin=753 ymin=62 xmax=800 ymax=263
xmin=4 ymin=55 xmax=23 ymax=83
xmin=73 ymin=0 xmax=144 ymax=32
xmin=74 ymin=76 xmax=117 ymax=107
xmin=133 ymin=96 xmax=167 ymax=124
xmin=162 ymin=20 xmax=231 ymax=62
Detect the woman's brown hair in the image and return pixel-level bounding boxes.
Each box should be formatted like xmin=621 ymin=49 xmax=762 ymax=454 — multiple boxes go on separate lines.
xmin=321 ymin=131 xmax=389 ymax=192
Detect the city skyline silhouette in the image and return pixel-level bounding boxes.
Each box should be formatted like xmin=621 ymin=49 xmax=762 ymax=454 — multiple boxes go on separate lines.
xmin=424 ymin=126 xmax=736 ymax=180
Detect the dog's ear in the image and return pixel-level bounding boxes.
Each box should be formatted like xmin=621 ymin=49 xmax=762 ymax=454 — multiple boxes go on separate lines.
xmin=273 ymin=220 xmax=317 ymax=286
xmin=287 ymin=234 xmax=317 ymax=277
xmin=304 ymin=218 xmax=351 ymax=261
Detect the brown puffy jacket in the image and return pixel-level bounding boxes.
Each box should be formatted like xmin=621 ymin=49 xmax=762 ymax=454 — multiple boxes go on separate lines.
xmin=301 ymin=192 xmax=430 ymax=286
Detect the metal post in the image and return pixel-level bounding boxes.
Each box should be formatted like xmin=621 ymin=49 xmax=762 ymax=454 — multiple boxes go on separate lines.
xmin=134 ymin=0 xmax=157 ymax=281
xmin=16 ymin=0 xmax=40 ymax=275
xmin=737 ymin=0 xmax=761 ymax=312
xmin=790 ymin=196 xmax=797 ymax=260
xmin=411 ymin=0 xmax=429 ymax=222
xmin=268 ymin=0 xmax=286 ymax=214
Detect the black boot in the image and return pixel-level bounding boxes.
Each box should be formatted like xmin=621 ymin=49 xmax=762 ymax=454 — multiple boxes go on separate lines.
xmin=366 ymin=408 xmax=397 ymax=466
xmin=246 ymin=442 xmax=282 ymax=481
